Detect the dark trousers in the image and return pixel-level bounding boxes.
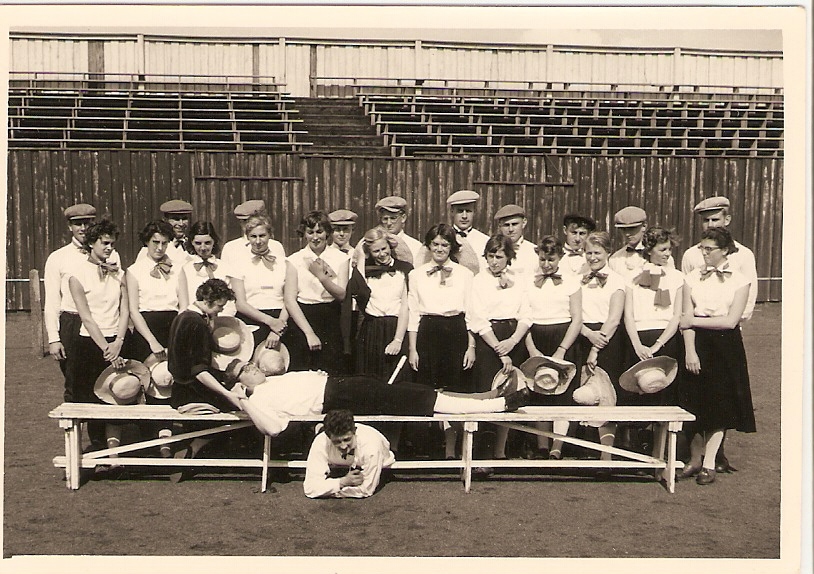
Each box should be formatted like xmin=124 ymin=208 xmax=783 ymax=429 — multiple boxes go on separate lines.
xmin=58 ymin=312 xmax=82 ymax=402
xmin=68 ymin=334 xmax=113 ymax=445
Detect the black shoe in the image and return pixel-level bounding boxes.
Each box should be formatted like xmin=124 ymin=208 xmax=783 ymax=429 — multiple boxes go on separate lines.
xmin=504 ymin=388 xmax=531 ymax=412
xmin=715 ymin=453 xmax=738 ymax=473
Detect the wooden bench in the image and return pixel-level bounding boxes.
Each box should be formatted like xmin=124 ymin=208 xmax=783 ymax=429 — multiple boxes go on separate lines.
xmin=49 ymin=403 xmax=694 ymax=493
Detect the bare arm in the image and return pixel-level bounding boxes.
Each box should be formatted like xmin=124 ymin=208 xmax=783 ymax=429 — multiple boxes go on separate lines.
xmin=384 ymin=283 xmax=410 ymax=355
xmin=177 ymin=267 xmax=190 ymax=310
xmin=126 ymin=271 xmax=165 ymax=356
xmin=690 ymin=285 xmax=749 ymax=330
xmin=553 ymin=289 xmax=583 ymax=361
xmin=284 ymin=261 xmax=321 ymax=350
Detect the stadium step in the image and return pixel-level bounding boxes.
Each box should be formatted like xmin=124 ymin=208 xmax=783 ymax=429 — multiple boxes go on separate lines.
xmin=293 ymin=97 xmax=390 ymax=156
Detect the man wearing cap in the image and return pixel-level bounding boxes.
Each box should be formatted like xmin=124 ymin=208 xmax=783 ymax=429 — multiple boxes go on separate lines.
xmin=609 ymin=205 xmax=674 ymax=282
xmin=137 ymin=199 xmax=194 ymax=267
xmin=494 ymin=204 xmax=538 ymax=281
xmin=680 ymin=196 xmax=758 ymax=322
xmin=374 ymin=196 xmax=423 ymax=264
xmin=329 ymin=209 xmax=363 ymax=373
xmin=44 ymin=203 xmax=121 ymax=404
xmin=559 ymin=213 xmax=595 ymax=277
xmin=221 ymin=199 xmax=286 ymax=264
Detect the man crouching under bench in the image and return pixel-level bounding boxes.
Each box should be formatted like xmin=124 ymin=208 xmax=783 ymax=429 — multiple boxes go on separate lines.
xmin=218 ymin=350 xmax=530 ymax=438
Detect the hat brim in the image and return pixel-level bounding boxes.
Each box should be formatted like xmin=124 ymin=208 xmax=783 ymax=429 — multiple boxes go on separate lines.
xmin=491 ymin=366 xmax=526 ymax=392
xmin=211 ymin=317 xmax=255 ymax=370
xmin=144 ymin=358 xmax=173 ymax=400
xmin=94 ymin=360 xmax=150 ymax=405
xmin=614 ymin=221 xmax=645 ymax=228
xmin=619 ymin=356 xmax=678 ymax=394
xmin=252 ymin=342 xmax=291 ymax=372
xmin=519 ymin=356 xmax=576 ymax=394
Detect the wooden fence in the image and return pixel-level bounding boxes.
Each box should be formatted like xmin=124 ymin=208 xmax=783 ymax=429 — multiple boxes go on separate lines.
xmin=7 ymin=150 xmax=782 ymax=310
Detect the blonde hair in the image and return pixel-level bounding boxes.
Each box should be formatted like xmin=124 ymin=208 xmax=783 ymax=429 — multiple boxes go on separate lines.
xmin=361 ymin=227 xmax=399 ymax=256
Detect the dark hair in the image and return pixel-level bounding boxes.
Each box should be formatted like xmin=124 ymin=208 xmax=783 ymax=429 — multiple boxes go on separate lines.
xmin=423 ymin=223 xmax=461 ymax=261
xmin=195 ymin=277 xmax=235 ymax=305
xmin=701 ymin=227 xmax=738 ymax=255
xmin=585 ymin=231 xmax=613 ymax=254
xmin=84 ymin=219 xmax=119 ymax=247
xmin=562 ymin=213 xmax=596 ymax=232
xmin=296 ymin=210 xmax=333 ymax=238
xmin=483 ymin=234 xmax=516 ymax=263
xmin=138 ymin=220 xmax=174 ymax=246
xmin=322 ymin=409 xmax=356 ymax=438
xmin=535 ymin=235 xmax=564 ymax=257
xmin=642 ymin=226 xmax=680 ymax=257
xmin=186 ymin=221 xmax=221 ymax=255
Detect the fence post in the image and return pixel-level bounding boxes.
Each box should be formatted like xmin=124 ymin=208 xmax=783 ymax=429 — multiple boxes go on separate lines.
xmin=29 ymin=269 xmax=46 ymax=357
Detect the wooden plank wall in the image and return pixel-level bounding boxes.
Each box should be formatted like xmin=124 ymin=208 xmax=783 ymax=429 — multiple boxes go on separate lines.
xmin=7 ymin=151 xmax=782 ymax=310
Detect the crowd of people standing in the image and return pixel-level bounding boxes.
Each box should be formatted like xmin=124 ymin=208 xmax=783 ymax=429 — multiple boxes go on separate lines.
xmin=43 ymin=188 xmax=758 ymax=487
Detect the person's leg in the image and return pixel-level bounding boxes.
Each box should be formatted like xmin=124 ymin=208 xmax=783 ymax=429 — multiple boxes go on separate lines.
xmin=702 ymin=429 xmax=725 ymax=470
xmin=432 ymin=392 xmax=505 ymax=414
xmin=549 ymin=421 xmax=571 ymax=460
xmin=597 ymin=422 xmax=616 ymax=462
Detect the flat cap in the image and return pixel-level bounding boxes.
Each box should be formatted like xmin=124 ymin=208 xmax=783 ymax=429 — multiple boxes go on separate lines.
xmin=693 ymin=196 xmax=730 ymax=214
xmin=159 ymin=199 xmax=193 ymax=215
xmin=613 ymin=206 xmax=647 ymax=228
xmin=234 ymin=199 xmax=266 ymax=219
xmin=64 ymin=203 xmax=96 ymax=220
xmin=375 ymin=196 xmax=408 ymax=213
xmin=493 ymin=204 xmax=525 ymax=221
xmin=328 ymin=209 xmax=358 ymax=225
xmin=446 ymin=189 xmax=480 ymax=206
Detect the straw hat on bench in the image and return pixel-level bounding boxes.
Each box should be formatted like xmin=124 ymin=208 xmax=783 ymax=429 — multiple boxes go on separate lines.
xmin=519 ymin=355 xmax=576 ymax=395
xmin=94 ymin=360 xmax=150 ymax=405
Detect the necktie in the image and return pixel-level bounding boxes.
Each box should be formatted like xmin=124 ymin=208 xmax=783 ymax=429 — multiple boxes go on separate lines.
xmin=565 ymin=248 xmax=583 ymax=257
xmin=534 ymin=271 xmax=562 ymax=288
xmin=193 ymin=258 xmax=217 ymax=278
xmin=626 ymin=245 xmax=644 ymax=254
xmin=252 ymin=249 xmax=276 ymax=271
xmin=491 ymin=269 xmax=514 ymax=289
xmin=427 ymin=264 xmax=452 ymax=285
xmin=635 ymin=269 xmax=670 ymax=306
xmin=456 ymin=229 xmax=468 ymax=238
xmin=366 ymin=263 xmax=397 ymax=279
xmin=581 ymin=270 xmax=608 ymax=287
xmin=92 ymin=258 xmax=120 ymax=280
xmin=174 ymin=238 xmax=186 ymax=249
xmin=149 ymin=256 xmax=173 ymax=279
xmin=339 ymin=247 xmax=350 ymax=254
xmin=700 ymin=265 xmax=732 ymax=282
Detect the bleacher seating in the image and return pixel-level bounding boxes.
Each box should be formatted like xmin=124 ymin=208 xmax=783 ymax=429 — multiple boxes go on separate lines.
xmin=359 ymin=89 xmax=784 ymax=157
xmin=8 ymin=81 xmax=311 ymax=152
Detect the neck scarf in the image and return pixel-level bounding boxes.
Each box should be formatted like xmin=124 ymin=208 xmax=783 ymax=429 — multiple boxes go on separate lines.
xmin=635 ymin=267 xmax=670 ymax=306
xmin=581 ymin=270 xmax=608 ymax=287
xmin=173 ymin=237 xmax=186 ymax=249
xmin=251 ymin=248 xmax=276 ymax=271
xmin=89 ymin=256 xmax=119 ymax=280
xmin=427 ymin=264 xmax=452 ymax=285
xmin=149 ymin=255 xmax=173 ymax=279
xmin=490 ymin=268 xmax=514 ymax=289
xmin=193 ymin=257 xmax=217 ymax=278
xmin=700 ymin=263 xmax=732 ymax=282
xmin=534 ymin=271 xmax=562 ymax=288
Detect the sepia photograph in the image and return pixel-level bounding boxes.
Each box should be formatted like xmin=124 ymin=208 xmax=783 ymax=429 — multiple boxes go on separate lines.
xmin=1 ymin=3 xmax=808 ymax=573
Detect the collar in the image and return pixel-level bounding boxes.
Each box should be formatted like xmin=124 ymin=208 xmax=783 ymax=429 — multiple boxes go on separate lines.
xmin=71 ymin=237 xmax=85 ymax=250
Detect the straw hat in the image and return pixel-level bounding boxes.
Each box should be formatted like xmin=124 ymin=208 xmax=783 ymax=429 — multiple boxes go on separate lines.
xmin=143 ymin=353 xmax=174 ymax=399
xmin=519 ymin=355 xmax=576 ymax=395
xmin=620 ymin=356 xmax=678 ymax=394
xmin=252 ymin=342 xmax=291 ymax=376
xmin=573 ymin=366 xmax=617 ymax=427
xmin=211 ymin=316 xmax=254 ymax=370
xmin=94 ymin=360 xmax=150 ymax=405
xmin=490 ymin=366 xmax=525 ymax=394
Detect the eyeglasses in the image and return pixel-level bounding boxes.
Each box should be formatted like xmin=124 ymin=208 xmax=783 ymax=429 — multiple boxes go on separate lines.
xmin=698 ymin=245 xmax=721 ymax=254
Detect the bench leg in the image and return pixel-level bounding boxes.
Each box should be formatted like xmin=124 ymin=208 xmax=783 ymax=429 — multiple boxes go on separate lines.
xmin=68 ymin=420 xmax=82 ymax=490
xmin=666 ymin=429 xmax=678 ymax=494
xmin=461 ymin=422 xmax=478 ymax=493
xmin=652 ymin=422 xmax=669 ymax=482
xmin=261 ymin=435 xmax=271 ymax=493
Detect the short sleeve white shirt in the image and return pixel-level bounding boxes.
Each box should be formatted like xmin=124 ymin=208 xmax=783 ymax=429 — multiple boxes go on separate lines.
xmin=226 ymin=250 xmax=287 ymax=310
xmin=288 ymin=245 xmax=350 ymax=305
xmin=686 ymin=266 xmax=750 ymax=318
xmin=180 ymin=256 xmax=237 ymax=316
xmin=523 ymin=272 xmax=581 ymax=325
xmin=407 ymin=261 xmax=474 ymax=332
xmin=68 ymin=259 xmax=125 ymax=337
xmin=127 ymin=256 xmax=181 ymax=312
xmin=580 ymin=265 xmax=626 ymax=324
xmin=364 ymin=267 xmax=408 ymax=318
xmin=467 ymin=270 xmax=530 ymax=334
xmin=626 ymin=263 xmax=684 ymax=331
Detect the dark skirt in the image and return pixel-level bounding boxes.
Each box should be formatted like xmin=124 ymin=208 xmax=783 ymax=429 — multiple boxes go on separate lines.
xmin=624 ymin=329 xmax=682 ymax=407
xmin=126 ymin=310 xmax=178 ymax=362
xmin=285 ymin=301 xmax=343 ymax=374
xmin=472 ymin=319 xmax=530 ymax=393
xmin=236 ymin=308 xmax=283 ymax=349
xmin=528 ymin=322 xmax=580 ymax=406
xmin=678 ymin=326 xmax=756 ymax=434
xmin=355 ymin=314 xmax=411 ymax=383
xmin=416 ymin=313 xmax=471 ymax=392
xmin=576 ymin=321 xmax=628 ymax=405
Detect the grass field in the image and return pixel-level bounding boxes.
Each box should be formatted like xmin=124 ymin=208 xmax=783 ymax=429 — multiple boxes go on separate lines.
xmin=3 ymin=304 xmax=786 ymax=565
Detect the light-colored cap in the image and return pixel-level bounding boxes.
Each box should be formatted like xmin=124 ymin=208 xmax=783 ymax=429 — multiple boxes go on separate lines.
xmin=329 ymin=209 xmax=358 ymax=225
xmin=64 ymin=203 xmax=96 ymax=220
xmin=234 ymin=199 xmax=266 ymax=219
xmin=493 ymin=204 xmax=525 ymax=221
xmin=693 ymin=196 xmax=730 ymax=215
xmin=159 ymin=199 xmax=193 ymax=215
xmin=446 ymin=190 xmax=480 ymax=206
xmin=375 ymin=196 xmax=408 ymax=213
xmin=613 ymin=206 xmax=647 ymax=228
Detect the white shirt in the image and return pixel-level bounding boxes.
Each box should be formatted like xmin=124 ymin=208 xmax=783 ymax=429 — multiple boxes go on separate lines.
xmin=221 ymin=237 xmax=286 ymax=267
xmin=580 ymin=265 xmax=626 ymax=324
xmin=559 ymin=246 xmax=589 ymax=278
xmin=288 ymin=245 xmax=351 ymax=305
xmin=126 ymin=255 xmax=181 ymax=312
xmin=685 ymin=265 xmax=750 ymax=318
xmin=364 ymin=265 xmax=408 ymax=318
xmin=509 ymin=238 xmax=539 ymax=283
xmin=467 ymin=269 xmax=530 ymax=335
xmin=626 ymin=263 xmax=684 ymax=331
xmin=523 ymin=271 xmax=581 ymax=325
xmin=180 ymin=256 xmax=237 ymax=316
xmin=67 ymin=258 xmax=125 ymax=337
xmin=137 ymin=241 xmax=191 ymax=268
xmin=303 ymin=424 xmax=395 ymax=499
xmin=226 ymin=249 xmax=287 ymax=310
xmin=407 ymin=261 xmax=474 ymax=332
xmin=43 ymin=239 xmax=120 ymax=343
xmin=681 ymin=240 xmax=758 ymax=321
xmin=247 ymin=371 xmax=329 ymax=435
xmin=609 ymin=242 xmax=676 ymax=283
